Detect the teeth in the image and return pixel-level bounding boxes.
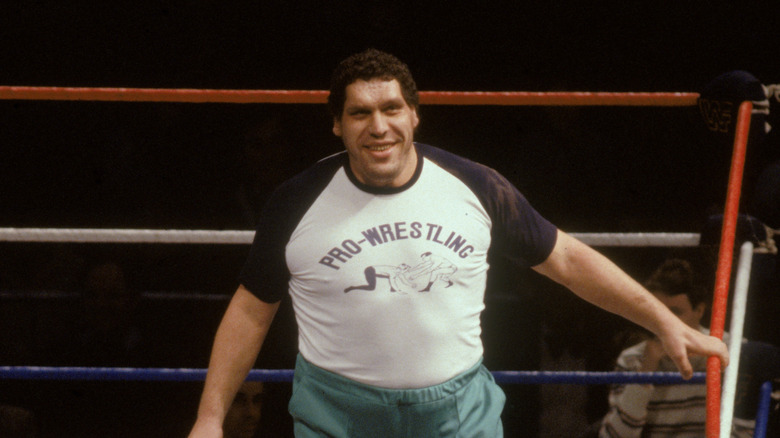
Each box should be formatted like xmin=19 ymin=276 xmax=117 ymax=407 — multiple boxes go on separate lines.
xmin=368 ymin=145 xmax=392 ymax=151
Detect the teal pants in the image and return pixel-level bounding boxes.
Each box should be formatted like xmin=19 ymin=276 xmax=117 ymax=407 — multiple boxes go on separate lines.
xmin=289 ymin=355 xmax=505 ymax=437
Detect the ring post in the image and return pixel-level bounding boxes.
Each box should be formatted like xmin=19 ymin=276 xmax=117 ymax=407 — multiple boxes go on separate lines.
xmin=705 ymin=100 xmax=752 ymax=437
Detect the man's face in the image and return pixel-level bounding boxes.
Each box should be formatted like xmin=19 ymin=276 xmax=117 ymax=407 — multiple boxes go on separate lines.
xmin=333 ymin=78 xmax=419 ymax=188
xmin=653 ymin=291 xmax=705 ymax=329
xmin=223 ymin=381 xmax=264 ymax=438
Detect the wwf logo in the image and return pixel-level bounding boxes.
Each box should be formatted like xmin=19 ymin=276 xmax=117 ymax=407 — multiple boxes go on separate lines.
xmin=698 ymin=98 xmax=733 ymax=133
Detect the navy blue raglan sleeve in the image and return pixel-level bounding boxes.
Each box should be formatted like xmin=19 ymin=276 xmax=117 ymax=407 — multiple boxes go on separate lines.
xmin=418 ymin=143 xmax=557 ymax=267
xmin=238 ymin=154 xmax=345 ymax=303
xmin=238 ymin=186 xmax=295 ymax=303
xmin=478 ymin=165 xmax=557 ymax=266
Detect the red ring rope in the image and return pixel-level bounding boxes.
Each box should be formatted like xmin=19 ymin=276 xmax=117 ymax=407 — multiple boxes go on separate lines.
xmin=0 ymin=86 xmax=699 ymax=106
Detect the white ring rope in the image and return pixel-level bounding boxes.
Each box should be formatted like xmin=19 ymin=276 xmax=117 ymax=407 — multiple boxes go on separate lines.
xmin=720 ymin=241 xmax=754 ymax=437
xmin=0 ymin=228 xmax=701 ymax=247
xmin=570 ymin=232 xmax=701 ymax=247
xmin=0 ymin=228 xmax=254 ymax=244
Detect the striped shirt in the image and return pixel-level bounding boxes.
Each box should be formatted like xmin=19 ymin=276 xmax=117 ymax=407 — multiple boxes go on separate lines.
xmin=599 ymin=328 xmax=753 ymax=438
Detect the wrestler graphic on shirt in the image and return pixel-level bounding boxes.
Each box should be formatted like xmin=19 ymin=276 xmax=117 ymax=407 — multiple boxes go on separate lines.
xmin=344 ymin=253 xmax=456 ymax=293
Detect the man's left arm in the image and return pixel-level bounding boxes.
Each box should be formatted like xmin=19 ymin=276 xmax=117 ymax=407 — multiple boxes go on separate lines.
xmin=532 ymin=229 xmax=729 ymax=378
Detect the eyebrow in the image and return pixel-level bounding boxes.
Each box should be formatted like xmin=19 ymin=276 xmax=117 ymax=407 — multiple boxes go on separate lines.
xmin=346 ymin=95 xmax=406 ymax=109
xmin=345 ymin=105 xmax=371 ymax=114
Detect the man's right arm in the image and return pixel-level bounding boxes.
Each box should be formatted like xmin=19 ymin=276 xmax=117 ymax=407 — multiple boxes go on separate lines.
xmin=188 ymin=285 xmax=280 ymax=438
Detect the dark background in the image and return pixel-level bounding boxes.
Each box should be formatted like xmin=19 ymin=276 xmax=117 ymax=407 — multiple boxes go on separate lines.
xmin=2 ymin=1 xmax=779 ymax=232
xmin=1 ymin=2 xmax=778 ymax=437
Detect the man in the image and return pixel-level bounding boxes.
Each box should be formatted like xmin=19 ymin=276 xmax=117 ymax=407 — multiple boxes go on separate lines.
xmin=189 ymin=49 xmax=728 ymax=437
xmin=222 ymin=381 xmax=264 ymax=438
xmin=599 ymin=259 xmax=752 ymax=437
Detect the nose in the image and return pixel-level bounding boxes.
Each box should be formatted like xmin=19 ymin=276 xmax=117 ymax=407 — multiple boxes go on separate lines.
xmin=248 ymin=401 xmax=262 ymax=421
xmin=368 ymin=113 xmax=388 ymax=137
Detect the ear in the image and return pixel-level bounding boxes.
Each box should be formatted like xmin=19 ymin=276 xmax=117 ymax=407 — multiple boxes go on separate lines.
xmin=411 ymin=107 xmax=420 ymax=129
xmin=694 ymin=302 xmax=706 ymax=321
xmin=332 ymin=118 xmax=342 ymax=137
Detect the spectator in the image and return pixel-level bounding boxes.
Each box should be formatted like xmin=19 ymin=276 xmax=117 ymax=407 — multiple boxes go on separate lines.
xmin=0 ymin=404 xmax=36 ymax=438
xmin=599 ymin=259 xmax=752 ymax=437
xmin=223 ymin=381 xmax=264 ymax=438
xmin=71 ymin=261 xmax=145 ymax=366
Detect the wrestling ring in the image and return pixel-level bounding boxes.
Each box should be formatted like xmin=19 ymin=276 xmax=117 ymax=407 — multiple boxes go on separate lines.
xmin=0 ymin=84 xmax=776 ymax=437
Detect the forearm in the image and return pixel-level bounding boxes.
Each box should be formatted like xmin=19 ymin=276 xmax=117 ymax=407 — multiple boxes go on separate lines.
xmin=193 ymin=286 xmax=280 ymax=430
xmin=533 ymin=231 xmax=678 ymax=336
xmin=533 ymin=230 xmax=728 ymax=378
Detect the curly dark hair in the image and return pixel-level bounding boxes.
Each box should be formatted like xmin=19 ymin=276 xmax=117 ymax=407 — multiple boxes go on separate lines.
xmin=644 ymin=258 xmax=709 ymax=308
xmin=328 ymin=49 xmax=419 ymax=120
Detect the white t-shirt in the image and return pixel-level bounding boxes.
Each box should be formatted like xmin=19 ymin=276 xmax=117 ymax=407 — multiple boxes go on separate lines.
xmin=240 ymin=143 xmax=557 ymax=388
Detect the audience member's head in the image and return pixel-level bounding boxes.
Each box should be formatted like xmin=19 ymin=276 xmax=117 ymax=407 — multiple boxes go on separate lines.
xmin=223 ymin=381 xmax=264 ymax=438
xmin=81 ymin=261 xmax=137 ymax=331
xmin=644 ymin=259 xmax=708 ymax=329
xmin=0 ymin=404 xmax=36 ymax=438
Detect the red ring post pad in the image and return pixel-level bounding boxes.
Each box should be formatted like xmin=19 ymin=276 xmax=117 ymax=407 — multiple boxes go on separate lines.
xmin=705 ymin=100 xmax=753 ymax=438
xmin=0 ymin=86 xmax=699 ymax=106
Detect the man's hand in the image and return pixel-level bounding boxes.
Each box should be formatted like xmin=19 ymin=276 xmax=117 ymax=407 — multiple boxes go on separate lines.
xmin=658 ymin=322 xmax=729 ymax=379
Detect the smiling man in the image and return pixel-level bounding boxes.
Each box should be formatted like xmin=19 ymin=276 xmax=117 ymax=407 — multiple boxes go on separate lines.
xmin=334 ymin=78 xmax=419 ymax=187
xmin=189 ymin=49 xmax=728 ymax=438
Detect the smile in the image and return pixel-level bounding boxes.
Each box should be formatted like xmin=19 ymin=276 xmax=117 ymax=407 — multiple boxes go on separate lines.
xmin=365 ymin=143 xmax=395 ymax=152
